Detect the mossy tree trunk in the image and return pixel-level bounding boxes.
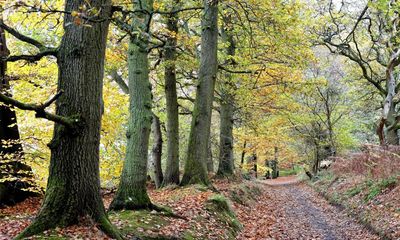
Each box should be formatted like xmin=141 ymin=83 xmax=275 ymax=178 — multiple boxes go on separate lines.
xmin=162 ymin=2 xmax=180 ymax=186
xmin=217 ymin=16 xmax=236 ymax=177
xmin=109 ymin=0 xmax=154 ymax=210
xmin=0 ymin=18 xmax=37 ymax=205
xmin=149 ymin=114 xmax=163 ymax=188
xmin=180 ymin=0 xmax=219 ymax=186
xmin=16 ymin=1 xmax=121 ymax=239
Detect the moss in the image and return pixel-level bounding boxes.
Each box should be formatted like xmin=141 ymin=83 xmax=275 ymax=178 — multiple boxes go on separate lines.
xmin=346 ymin=186 xmax=363 ymax=198
xmin=364 ymin=176 xmax=398 ymax=202
xmin=109 ymin=210 xmax=170 ymax=239
xmin=182 ymin=231 xmax=196 ymax=240
xmin=205 ymin=194 xmax=242 ymax=236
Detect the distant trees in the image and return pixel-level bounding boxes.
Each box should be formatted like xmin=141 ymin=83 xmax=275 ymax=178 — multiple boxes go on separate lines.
xmin=317 ymin=0 xmax=400 ymax=145
xmin=289 ymin=52 xmax=355 ymax=174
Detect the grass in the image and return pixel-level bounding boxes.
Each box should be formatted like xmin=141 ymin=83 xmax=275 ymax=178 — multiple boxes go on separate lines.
xmin=364 ymin=176 xmax=398 ymax=202
xmin=280 ymin=166 xmax=303 ymax=177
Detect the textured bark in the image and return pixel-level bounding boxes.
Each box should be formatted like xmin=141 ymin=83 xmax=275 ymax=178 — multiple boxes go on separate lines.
xmin=0 ymin=19 xmax=38 ymax=205
xmin=379 ymin=49 xmax=400 ymax=145
xmin=149 ymin=114 xmax=163 ymax=188
xmin=217 ymin=101 xmax=234 ymax=176
xmin=206 ymin=139 xmax=214 ymax=173
xmin=109 ymin=0 xmax=154 ymax=210
xmin=181 ymin=0 xmax=218 ymax=186
xmin=162 ymin=3 xmax=180 ymax=186
xmin=217 ymin=18 xmax=235 ymax=177
xmin=15 ymin=1 xmax=121 ymax=239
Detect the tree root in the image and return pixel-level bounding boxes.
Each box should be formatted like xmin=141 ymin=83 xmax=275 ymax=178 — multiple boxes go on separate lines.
xmin=14 ymin=214 xmax=123 ymax=240
xmin=150 ymin=204 xmax=187 ymax=220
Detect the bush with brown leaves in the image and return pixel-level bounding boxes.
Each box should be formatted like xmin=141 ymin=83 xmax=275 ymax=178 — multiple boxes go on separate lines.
xmin=331 ymin=144 xmax=400 ymax=179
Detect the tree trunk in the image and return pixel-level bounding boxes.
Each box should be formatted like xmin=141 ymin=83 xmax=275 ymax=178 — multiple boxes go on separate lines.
xmin=149 ymin=114 xmax=163 ymax=188
xmin=379 ymin=49 xmax=400 ymax=145
xmin=217 ymin=100 xmax=234 ymax=176
xmin=207 ymin=139 xmax=214 ymax=172
xmin=16 ymin=1 xmax=121 ymax=239
xmin=0 ymin=19 xmax=38 ymax=205
xmin=217 ymin=17 xmax=235 ymax=177
xmin=240 ymin=140 xmax=246 ymax=166
xmin=181 ymin=0 xmax=218 ymax=186
xmin=162 ymin=3 xmax=180 ymax=186
xmin=385 ymin=104 xmax=399 ymax=145
xmin=109 ymin=0 xmax=154 ymax=210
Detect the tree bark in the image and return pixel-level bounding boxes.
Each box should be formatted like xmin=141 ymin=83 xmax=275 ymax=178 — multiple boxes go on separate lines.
xmin=217 ymin=16 xmax=235 ymax=177
xmin=15 ymin=1 xmax=121 ymax=239
xmin=180 ymin=0 xmax=218 ymax=186
xmin=206 ymin=138 xmax=214 ymax=173
xmin=162 ymin=2 xmax=180 ymax=186
xmin=109 ymin=0 xmax=154 ymax=210
xmin=149 ymin=114 xmax=163 ymax=188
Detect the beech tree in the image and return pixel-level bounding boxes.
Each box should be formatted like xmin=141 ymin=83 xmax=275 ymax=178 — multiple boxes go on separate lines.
xmin=0 ymin=0 xmax=121 ymax=238
xmin=216 ymin=13 xmax=236 ymax=177
xmin=181 ymin=0 xmax=219 ymax=186
xmin=162 ymin=1 xmax=181 ymax=186
xmin=110 ymin=0 xmax=155 ymax=210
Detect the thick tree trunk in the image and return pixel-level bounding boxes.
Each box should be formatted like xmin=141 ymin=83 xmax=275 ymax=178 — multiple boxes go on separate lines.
xmin=109 ymin=0 xmax=154 ymax=210
xmin=379 ymin=49 xmax=400 ymax=145
xmin=181 ymin=0 xmax=218 ymax=186
xmin=15 ymin=1 xmax=121 ymax=239
xmin=0 ymin=20 xmax=38 ymax=205
xmin=162 ymin=4 xmax=180 ymax=186
xmin=149 ymin=114 xmax=163 ymax=188
xmin=217 ymin=17 xmax=235 ymax=177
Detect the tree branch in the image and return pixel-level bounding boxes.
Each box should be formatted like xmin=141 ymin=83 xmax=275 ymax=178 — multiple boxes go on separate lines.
xmin=6 ymin=49 xmax=58 ymax=62
xmin=0 ymin=90 xmax=76 ymax=128
xmin=0 ymin=22 xmax=44 ymax=50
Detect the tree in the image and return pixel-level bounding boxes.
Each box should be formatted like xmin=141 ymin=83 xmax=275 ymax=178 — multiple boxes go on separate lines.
xmin=162 ymin=0 xmax=181 ymax=186
xmin=317 ymin=0 xmax=400 ymax=145
xmin=180 ymin=0 xmax=218 ymax=186
xmin=0 ymin=1 xmax=121 ymax=238
xmin=149 ymin=114 xmax=164 ymax=188
xmin=110 ymin=0 xmax=155 ymax=210
xmin=0 ymin=14 xmax=38 ymax=205
xmin=216 ymin=13 xmax=236 ymax=177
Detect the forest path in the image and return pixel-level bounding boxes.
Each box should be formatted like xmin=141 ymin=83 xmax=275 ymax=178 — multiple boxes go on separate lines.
xmin=238 ymin=177 xmax=380 ymax=240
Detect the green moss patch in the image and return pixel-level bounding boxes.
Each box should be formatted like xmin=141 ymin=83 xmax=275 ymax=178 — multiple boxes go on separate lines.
xmin=109 ymin=210 xmax=171 ymax=239
xmin=205 ymin=194 xmax=242 ymax=238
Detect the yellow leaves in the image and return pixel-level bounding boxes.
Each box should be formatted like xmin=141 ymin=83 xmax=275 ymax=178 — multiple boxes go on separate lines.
xmin=71 ymin=10 xmax=79 ymax=18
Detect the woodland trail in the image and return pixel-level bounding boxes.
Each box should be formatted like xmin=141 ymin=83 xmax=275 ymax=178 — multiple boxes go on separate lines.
xmin=244 ymin=177 xmax=381 ymax=240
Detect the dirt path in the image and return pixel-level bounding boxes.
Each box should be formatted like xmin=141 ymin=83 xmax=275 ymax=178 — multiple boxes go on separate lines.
xmin=237 ymin=177 xmax=380 ymax=240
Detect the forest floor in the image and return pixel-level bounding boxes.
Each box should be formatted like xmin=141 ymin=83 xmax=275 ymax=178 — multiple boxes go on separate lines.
xmin=0 ymin=176 xmax=384 ymax=240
